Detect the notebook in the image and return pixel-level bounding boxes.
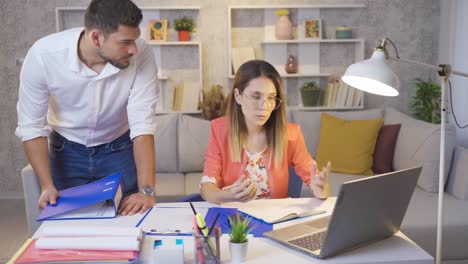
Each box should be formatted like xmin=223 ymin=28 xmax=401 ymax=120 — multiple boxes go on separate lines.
xmin=37 ymin=172 xmax=122 ymax=221
xmin=264 ymin=167 xmax=422 ymax=259
xmin=223 ymin=198 xmax=326 ymax=224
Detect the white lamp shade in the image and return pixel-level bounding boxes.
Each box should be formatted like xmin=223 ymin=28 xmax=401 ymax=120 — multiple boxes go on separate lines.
xmin=342 ymin=49 xmax=400 ymax=97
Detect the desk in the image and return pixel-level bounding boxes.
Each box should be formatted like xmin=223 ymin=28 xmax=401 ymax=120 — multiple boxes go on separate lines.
xmin=13 ymin=198 xmax=433 ymax=264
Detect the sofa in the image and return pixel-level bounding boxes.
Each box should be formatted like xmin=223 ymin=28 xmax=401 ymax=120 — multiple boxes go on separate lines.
xmin=21 ymin=108 xmax=468 ymax=263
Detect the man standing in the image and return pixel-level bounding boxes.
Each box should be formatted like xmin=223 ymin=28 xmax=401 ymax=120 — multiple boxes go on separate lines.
xmin=16 ymin=0 xmax=158 ymax=215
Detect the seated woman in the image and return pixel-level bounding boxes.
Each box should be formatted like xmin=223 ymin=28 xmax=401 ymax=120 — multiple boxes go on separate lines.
xmin=200 ymin=60 xmax=331 ymax=204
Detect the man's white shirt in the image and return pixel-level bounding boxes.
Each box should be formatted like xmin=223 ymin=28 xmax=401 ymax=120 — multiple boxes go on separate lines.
xmin=16 ymin=28 xmax=159 ymax=146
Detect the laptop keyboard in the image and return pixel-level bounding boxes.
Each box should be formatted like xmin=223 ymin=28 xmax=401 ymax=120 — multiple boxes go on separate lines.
xmin=288 ymin=231 xmax=327 ymax=251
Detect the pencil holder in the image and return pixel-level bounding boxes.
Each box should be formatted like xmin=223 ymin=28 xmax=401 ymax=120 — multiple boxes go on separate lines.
xmin=193 ymin=233 xmax=221 ymax=264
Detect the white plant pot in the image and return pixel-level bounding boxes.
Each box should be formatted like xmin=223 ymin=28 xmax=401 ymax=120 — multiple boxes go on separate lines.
xmin=229 ymin=240 xmax=248 ymax=263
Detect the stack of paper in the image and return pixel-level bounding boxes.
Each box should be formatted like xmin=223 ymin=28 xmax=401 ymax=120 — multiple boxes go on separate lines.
xmin=231 ymin=47 xmax=255 ymax=75
xmin=173 ymin=81 xmax=201 ymax=111
xmin=12 ymin=226 xmax=142 ymax=263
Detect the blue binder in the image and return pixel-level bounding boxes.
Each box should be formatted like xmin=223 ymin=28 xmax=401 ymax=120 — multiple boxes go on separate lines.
xmin=37 ymin=172 xmax=122 ymax=221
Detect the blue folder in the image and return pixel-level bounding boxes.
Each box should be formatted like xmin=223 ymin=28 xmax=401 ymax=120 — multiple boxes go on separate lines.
xmin=37 ymin=172 xmax=122 ymax=221
xmin=204 ymin=207 xmax=273 ymax=237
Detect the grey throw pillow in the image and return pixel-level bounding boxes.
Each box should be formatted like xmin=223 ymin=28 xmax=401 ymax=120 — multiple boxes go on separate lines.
xmin=446 ymin=146 xmax=468 ymax=200
xmin=384 ymin=107 xmax=455 ymax=193
xmin=154 ymin=113 xmax=179 ymax=173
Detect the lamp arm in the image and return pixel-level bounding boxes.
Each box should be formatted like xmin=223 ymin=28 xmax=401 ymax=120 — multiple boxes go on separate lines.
xmin=380 ymin=37 xmax=468 ymax=78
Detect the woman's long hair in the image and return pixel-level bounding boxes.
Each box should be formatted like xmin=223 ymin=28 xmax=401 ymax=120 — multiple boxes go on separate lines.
xmin=226 ymin=60 xmax=287 ymax=167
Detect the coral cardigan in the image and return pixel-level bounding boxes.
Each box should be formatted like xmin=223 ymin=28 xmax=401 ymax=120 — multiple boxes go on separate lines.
xmin=202 ymin=116 xmax=314 ymax=198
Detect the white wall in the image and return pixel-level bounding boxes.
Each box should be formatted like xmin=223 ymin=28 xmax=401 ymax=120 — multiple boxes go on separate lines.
xmin=439 ymin=0 xmax=468 ymax=147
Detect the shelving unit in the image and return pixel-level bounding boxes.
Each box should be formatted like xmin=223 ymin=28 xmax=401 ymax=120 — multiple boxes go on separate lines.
xmin=55 ymin=6 xmax=202 ymax=114
xmin=228 ymin=5 xmax=366 ymax=110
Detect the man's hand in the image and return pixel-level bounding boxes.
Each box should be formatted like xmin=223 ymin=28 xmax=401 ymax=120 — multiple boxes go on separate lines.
xmin=223 ymin=177 xmax=257 ymax=202
xmin=118 ymin=192 xmax=155 ymax=215
xmin=311 ymin=161 xmax=331 ymax=199
xmin=38 ymin=186 xmax=59 ymax=209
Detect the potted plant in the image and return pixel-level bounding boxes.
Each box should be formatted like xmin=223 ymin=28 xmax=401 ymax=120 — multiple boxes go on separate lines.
xmin=300 ymin=82 xmax=323 ymax=107
xmin=411 ymin=78 xmax=441 ymax=124
xmin=228 ymin=213 xmax=253 ymax=263
xmin=173 ymin=16 xmax=194 ymax=41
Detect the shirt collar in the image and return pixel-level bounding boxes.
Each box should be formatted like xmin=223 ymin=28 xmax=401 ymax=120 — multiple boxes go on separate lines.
xmin=68 ymin=28 xmax=121 ymax=78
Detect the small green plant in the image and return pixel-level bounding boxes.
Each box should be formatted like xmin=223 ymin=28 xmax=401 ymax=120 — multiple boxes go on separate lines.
xmin=174 ymin=16 xmax=194 ymax=32
xmin=228 ymin=214 xmax=253 ymax=244
xmin=411 ymin=78 xmax=441 ymax=124
xmin=300 ymin=81 xmax=320 ymax=90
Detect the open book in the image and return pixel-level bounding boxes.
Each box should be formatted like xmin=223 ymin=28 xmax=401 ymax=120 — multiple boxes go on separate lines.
xmin=37 ymin=173 xmax=122 ymax=221
xmin=223 ymin=198 xmax=327 ymax=224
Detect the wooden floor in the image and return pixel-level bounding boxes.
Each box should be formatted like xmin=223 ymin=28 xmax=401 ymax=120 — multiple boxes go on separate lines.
xmin=0 ymin=199 xmax=28 ymax=263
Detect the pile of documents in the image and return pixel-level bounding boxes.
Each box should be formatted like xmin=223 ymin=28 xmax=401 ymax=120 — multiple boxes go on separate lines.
xmin=12 ymin=226 xmax=143 ymax=263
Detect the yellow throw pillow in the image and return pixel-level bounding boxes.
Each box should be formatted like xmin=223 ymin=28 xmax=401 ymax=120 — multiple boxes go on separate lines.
xmin=316 ymin=113 xmax=383 ymax=175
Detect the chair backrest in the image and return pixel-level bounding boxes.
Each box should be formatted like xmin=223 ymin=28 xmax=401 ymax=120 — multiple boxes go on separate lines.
xmin=288 ymin=166 xmax=303 ymax=198
xmin=21 ymin=165 xmax=42 ymax=236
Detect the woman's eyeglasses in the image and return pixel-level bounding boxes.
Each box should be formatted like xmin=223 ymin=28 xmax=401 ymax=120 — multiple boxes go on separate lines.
xmin=241 ymin=92 xmax=282 ymax=110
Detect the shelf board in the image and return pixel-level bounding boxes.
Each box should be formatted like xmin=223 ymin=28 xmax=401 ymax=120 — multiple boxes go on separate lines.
xmin=230 ymin=4 xmax=366 ymax=10
xmin=158 ymin=75 xmax=168 ymax=80
xmin=228 ymin=72 xmax=331 ymax=78
xmin=261 ymin=39 xmax=364 ymax=44
xmin=288 ymin=106 xmax=364 ymax=111
xmin=56 ymin=6 xmax=201 ymax=11
xmin=147 ymin=41 xmax=200 ymax=46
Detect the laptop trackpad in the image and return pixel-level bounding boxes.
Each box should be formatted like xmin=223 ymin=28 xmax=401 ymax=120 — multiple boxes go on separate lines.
xmin=305 ymin=216 xmax=330 ymax=229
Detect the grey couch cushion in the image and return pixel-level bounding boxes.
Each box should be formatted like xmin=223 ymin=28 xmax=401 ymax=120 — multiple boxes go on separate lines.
xmin=290 ymin=109 xmax=383 ymax=157
xmin=446 ymin=146 xmax=468 ymax=200
xmin=384 ymin=108 xmax=456 ymax=193
xmin=155 ymin=172 xmax=185 ymax=198
xmin=401 ymin=188 xmax=468 ymax=260
xmin=154 ymin=113 xmax=179 ymax=173
xmin=185 ymin=172 xmax=203 ymax=195
xmin=178 ymin=115 xmax=211 ymax=172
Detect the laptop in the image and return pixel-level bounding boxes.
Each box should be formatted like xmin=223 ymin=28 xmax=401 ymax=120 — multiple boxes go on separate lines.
xmin=263 ymin=166 xmax=422 ymax=259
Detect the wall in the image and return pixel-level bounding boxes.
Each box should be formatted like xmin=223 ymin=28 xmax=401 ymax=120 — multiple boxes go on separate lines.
xmin=0 ymin=0 xmax=440 ymax=197
xmin=439 ymin=0 xmax=468 ymax=147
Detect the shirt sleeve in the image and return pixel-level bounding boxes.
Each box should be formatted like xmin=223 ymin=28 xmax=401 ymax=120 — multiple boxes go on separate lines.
xmin=201 ymin=121 xmax=224 ymax=188
xmin=127 ymin=41 xmax=159 ymax=140
xmin=15 ymin=44 xmax=52 ymax=141
xmin=291 ymin=124 xmax=314 ymax=186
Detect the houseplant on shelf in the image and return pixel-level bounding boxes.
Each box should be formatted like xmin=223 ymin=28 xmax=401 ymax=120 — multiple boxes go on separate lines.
xmin=228 ymin=213 xmax=253 ymax=263
xmin=411 ymin=78 xmax=441 ymax=124
xmin=300 ymin=81 xmax=323 ymax=107
xmin=173 ymin=16 xmax=194 ymax=41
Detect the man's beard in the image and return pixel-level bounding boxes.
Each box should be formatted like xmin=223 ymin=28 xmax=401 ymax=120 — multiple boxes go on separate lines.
xmin=97 ymin=50 xmax=132 ymax=70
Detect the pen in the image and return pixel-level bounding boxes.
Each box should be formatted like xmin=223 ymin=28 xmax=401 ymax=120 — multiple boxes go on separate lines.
xmin=207 ymin=212 xmax=220 ymax=236
xmin=190 ymin=202 xmax=217 ymax=255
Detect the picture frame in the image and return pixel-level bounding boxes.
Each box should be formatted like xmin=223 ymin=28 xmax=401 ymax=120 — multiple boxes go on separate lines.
xmin=148 ymin=19 xmax=168 ymax=41
xmin=305 ymin=19 xmax=322 ymax=39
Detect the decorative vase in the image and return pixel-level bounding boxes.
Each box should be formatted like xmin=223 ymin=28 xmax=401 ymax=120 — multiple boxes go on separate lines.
xmin=229 ymin=240 xmax=248 ymax=264
xmin=285 ymin=54 xmax=298 ymax=74
xmin=178 ymin=30 xmax=190 ymax=41
xmin=275 ymin=15 xmax=293 ymax=40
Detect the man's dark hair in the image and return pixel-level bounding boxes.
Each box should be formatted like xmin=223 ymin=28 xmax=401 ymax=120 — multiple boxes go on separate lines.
xmin=84 ymin=0 xmax=142 ymax=36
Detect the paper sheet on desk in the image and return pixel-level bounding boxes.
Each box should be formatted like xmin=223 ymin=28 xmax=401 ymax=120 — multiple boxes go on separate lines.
xmin=138 ymin=207 xmax=207 ymax=234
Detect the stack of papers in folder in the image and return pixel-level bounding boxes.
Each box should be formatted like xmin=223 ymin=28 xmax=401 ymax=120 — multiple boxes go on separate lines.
xmin=12 ymin=226 xmax=143 ymax=263
xmin=37 ymin=172 xmax=123 ymax=221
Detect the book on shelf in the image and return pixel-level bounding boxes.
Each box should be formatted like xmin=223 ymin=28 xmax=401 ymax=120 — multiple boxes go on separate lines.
xmin=36 ymin=173 xmax=122 ymax=221
xmin=173 ymin=81 xmax=200 ymax=112
xmin=231 ymin=47 xmax=255 ymax=75
xmin=12 ymin=226 xmax=143 ymax=264
xmin=223 ymin=198 xmax=326 ymax=224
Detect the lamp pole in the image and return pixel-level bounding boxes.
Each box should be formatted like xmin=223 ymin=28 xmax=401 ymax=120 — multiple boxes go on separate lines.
xmin=343 ymin=38 xmax=468 ymax=264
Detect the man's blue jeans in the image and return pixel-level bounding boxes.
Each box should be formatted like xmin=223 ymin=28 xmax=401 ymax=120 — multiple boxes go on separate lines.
xmin=48 ymin=130 xmax=138 ymax=197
